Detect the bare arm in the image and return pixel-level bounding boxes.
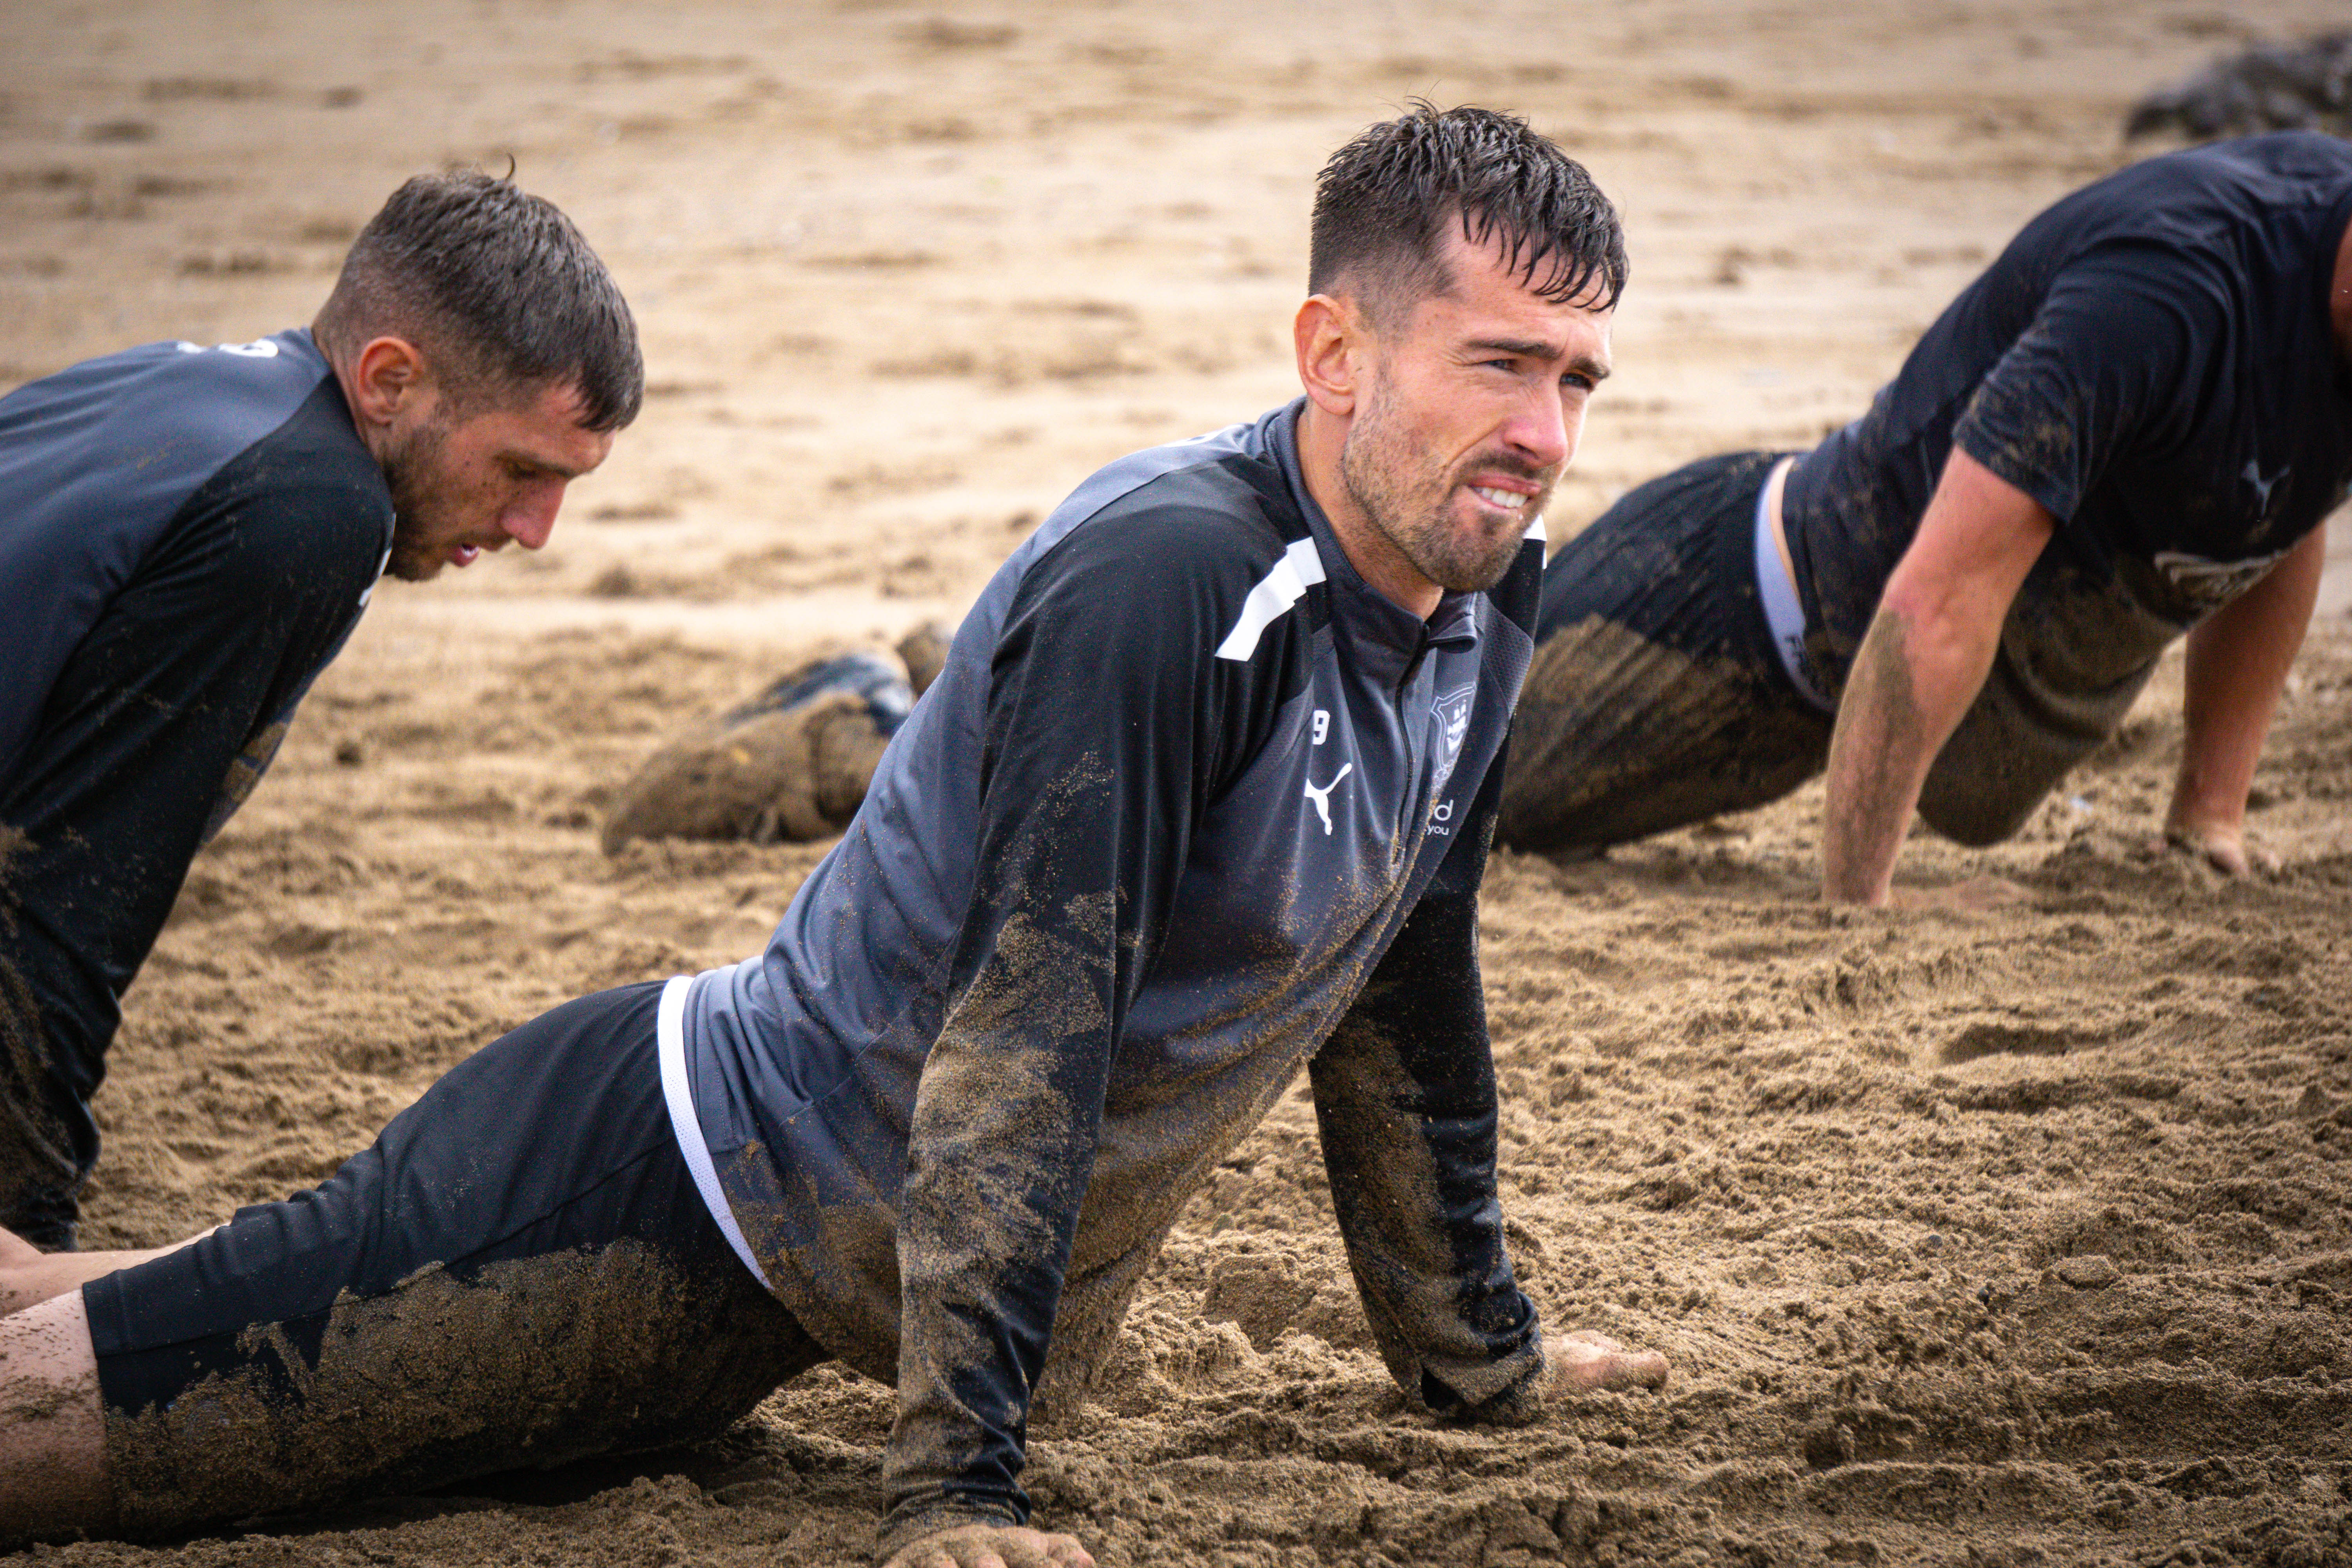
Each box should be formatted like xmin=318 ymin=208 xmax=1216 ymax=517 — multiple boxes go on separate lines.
xmin=2164 ymin=523 xmax=2326 ymax=873
xmin=1821 ymin=448 xmax=2056 ymax=906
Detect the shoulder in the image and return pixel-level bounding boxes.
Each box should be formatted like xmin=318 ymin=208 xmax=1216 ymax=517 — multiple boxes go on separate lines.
xmin=1014 ymin=417 xmax=1315 ymax=643
xmin=1 ymin=329 xmax=367 ymax=515
xmin=2 ymin=332 xmax=368 ymax=584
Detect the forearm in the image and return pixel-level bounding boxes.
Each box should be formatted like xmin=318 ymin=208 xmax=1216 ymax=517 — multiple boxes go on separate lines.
xmin=2167 ymin=525 xmax=2325 ymax=837
xmin=1820 ymin=602 xmax=2000 ymax=904
xmin=1311 ymin=894 xmax=1543 ymax=1415
xmin=885 ymin=1009 xmax=1105 ymax=1554
xmin=1820 ymin=447 xmax=2055 ymax=905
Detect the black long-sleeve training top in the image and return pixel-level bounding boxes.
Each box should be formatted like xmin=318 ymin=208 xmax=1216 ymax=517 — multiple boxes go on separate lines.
xmin=657 ymin=398 xmax=1550 ymax=1553
xmin=0 ymin=330 xmax=390 ymax=1191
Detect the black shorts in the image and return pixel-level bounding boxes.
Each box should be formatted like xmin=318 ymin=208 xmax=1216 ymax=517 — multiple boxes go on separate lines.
xmin=1499 ymin=450 xmax=1830 ymax=852
xmin=83 ymin=982 xmax=826 ymax=1535
xmin=1498 ymin=450 xmax=2177 ymax=853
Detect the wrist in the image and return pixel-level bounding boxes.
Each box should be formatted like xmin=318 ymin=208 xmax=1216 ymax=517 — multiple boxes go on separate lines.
xmin=1820 ymin=852 xmax=1895 ymax=907
xmin=877 ymin=1500 xmax=1027 ymax=1564
xmin=2163 ymin=786 xmax=2245 ymax=839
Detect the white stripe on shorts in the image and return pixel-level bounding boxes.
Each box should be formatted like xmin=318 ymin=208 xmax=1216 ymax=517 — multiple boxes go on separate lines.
xmin=657 ymin=972 xmax=773 ymax=1289
xmin=1752 ymin=467 xmax=1835 ymax=712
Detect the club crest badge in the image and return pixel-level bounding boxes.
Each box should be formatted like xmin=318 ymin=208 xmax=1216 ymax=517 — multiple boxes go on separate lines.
xmin=1429 ymin=684 xmax=1475 ymax=797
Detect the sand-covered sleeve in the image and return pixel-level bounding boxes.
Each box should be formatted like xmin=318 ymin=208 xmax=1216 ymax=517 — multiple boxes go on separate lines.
xmin=1308 ymin=738 xmax=1546 ymax=1421
xmin=878 ymin=501 xmax=1293 ymax=1556
xmin=1951 ymin=242 xmax=2219 ymax=528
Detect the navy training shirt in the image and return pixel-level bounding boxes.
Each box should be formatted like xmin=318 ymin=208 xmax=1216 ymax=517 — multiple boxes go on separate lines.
xmin=0 ymin=329 xmax=392 ymax=1147
xmin=1782 ymin=132 xmax=2352 ymax=683
xmin=0 ymin=328 xmax=391 ymax=804
xmin=664 ymin=401 xmax=1551 ymax=1554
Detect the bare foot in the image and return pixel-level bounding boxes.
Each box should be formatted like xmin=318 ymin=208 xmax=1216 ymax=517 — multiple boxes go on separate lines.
xmin=880 ymin=1523 xmax=1095 ymax=1568
xmin=2162 ymin=822 xmax=2278 ymax=877
xmin=1547 ymin=1329 xmax=1670 ymax=1394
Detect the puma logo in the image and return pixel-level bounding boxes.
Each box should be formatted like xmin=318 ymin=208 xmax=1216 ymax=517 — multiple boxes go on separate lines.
xmin=1302 ymin=763 xmax=1352 ymax=835
xmin=2245 ymin=458 xmax=2288 ymax=517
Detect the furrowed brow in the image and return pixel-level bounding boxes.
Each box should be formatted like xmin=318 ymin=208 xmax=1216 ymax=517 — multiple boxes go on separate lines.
xmin=1466 ymin=337 xmax=1613 ymax=383
xmin=505 ymin=448 xmax=590 ymax=480
xmin=1465 ymin=336 xmax=1559 ymax=360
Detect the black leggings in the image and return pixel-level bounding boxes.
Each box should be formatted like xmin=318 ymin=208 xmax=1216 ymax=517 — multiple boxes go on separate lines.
xmin=85 ymin=983 xmax=826 ymax=1536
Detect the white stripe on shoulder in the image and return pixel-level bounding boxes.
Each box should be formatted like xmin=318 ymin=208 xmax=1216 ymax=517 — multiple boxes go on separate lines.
xmin=1214 ymin=537 xmax=1327 ymax=661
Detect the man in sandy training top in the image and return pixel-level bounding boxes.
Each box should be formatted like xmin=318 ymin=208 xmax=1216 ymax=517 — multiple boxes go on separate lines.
xmin=1497 ymin=131 xmax=2352 ymax=904
xmin=0 ymin=105 xmax=1665 ymax=1565
xmin=0 ymin=171 xmax=637 ymax=1249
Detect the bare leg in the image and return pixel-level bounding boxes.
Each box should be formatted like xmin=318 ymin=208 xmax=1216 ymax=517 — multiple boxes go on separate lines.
xmin=0 ymin=1290 xmax=112 ymax=1539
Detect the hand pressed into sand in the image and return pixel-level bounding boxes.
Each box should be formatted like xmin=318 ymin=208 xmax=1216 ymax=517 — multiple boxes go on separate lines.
xmin=1546 ymin=1328 xmax=1670 ymax=1396
xmin=881 ymin=1523 xmax=1094 ymax=1568
xmin=2161 ymin=818 xmax=2280 ymax=878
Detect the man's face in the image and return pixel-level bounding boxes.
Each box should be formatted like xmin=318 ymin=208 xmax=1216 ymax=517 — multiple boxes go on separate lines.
xmin=380 ymin=379 xmax=614 ymax=581
xmin=1338 ymin=228 xmax=1613 ymax=594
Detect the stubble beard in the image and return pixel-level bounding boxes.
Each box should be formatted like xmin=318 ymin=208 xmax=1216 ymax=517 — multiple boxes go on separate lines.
xmin=378 ymin=412 xmax=463 ymax=582
xmin=1337 ymin=379 xmax=1548 ymax=595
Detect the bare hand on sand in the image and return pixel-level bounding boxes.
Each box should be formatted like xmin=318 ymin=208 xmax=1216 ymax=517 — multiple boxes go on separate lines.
xmin=1547 ymin=1329 xmax=1670 ymax=1395
xmin=2161 ymin=820 xmax=2280 ymax=877
xmin=882 ymin=1524 xmax=1095 ymax=1568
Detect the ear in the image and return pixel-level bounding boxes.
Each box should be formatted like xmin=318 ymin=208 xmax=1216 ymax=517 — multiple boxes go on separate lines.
xmin=1294 ymin=293 xmax=1368 ymax=418
xmin=346 ymin=336 xmax=430 ymax=430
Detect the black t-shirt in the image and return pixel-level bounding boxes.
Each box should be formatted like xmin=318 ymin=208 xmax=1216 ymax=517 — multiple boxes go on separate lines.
xmin=1782 ymin=132 xmax=2352 ymax=684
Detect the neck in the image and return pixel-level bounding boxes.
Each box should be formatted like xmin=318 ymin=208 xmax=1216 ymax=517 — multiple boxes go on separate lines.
xmin=1296 ymin=400 xmax=1444 ymax=620
xmin=316 ymin=332 xmax=396 ymax=466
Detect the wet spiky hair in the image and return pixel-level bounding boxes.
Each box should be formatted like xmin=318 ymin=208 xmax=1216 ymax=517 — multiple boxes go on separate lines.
xmin=1310 ymin=102 xmax=1626 ymax=325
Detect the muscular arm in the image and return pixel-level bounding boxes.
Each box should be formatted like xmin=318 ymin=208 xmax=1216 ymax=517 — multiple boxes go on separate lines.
xmin=1821 ymin=448 xmax=2055 ymax=906
xmin=2165 ymin=523 xmax=2326 ymax=872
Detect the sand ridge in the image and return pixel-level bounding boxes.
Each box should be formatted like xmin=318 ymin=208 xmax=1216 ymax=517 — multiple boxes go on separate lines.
xmin=8 ymin=1 xmax=2352 ymax=1563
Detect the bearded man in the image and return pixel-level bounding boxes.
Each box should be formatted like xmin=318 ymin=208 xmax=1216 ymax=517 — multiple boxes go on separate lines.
xmin=0 ymin=170 xmax=637 ymax=1247
xmin=0 ymin=105 xmax=1664 ymax=1566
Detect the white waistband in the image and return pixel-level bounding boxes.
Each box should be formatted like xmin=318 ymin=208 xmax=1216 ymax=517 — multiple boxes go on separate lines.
xmin=657 ymin=972 xmax=773 ymax=1289
xmin=1752 ymin=465 xmax=1835 ymax=712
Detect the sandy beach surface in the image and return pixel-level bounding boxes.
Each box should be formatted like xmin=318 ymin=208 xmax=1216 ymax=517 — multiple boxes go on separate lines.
xmin=9 ymin=1 xmax=2352 ymax=1562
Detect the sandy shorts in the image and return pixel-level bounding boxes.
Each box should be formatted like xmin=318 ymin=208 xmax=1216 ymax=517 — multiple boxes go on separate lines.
xmin=83 ymin=982 xmax=825 ymax=1535
xmin=1499 ymin=450 xmax=1831 ymax=852
xmin=1499 ymin=448 xmax=2176 ymax=853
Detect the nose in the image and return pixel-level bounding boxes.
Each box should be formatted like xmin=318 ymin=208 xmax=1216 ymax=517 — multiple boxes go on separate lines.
xmin=502 ymin=482 xmax=566 ymax=550
xmin=1506 ymin=383 xmax=1573 ymax=470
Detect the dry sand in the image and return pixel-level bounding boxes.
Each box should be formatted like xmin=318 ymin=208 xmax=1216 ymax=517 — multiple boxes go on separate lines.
xmin=8 ymin=1 xmax=2352 ymax=1562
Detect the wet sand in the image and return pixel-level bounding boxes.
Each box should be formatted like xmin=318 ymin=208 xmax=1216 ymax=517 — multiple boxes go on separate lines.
xmin=7 ymin=1 xmax=2352 ymax=1562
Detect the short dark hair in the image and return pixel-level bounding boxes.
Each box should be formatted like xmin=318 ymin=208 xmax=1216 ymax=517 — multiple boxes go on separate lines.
xmin=1310 ymin=103 xmax=1627 ymax=325
xmin=314 ymin=170 xmax=642 ymax=431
